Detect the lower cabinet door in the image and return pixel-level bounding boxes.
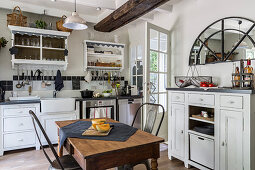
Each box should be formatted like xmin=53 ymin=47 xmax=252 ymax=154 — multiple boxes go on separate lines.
xmin=40 ymin=114 xmax=77 ymax=144
xmin=220 ymin=110 xmax=243 ymax=170
xmin=171 ymin=104 xmax=185 ymax=159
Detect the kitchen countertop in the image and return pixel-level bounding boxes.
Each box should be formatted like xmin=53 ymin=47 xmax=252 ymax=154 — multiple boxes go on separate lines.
xmin=0 ymin=95 xmax=143 ymax=105
xmin=0 ymin=100 xmax=41 ymax=105
xmin=166 ymin=87 xmax=255 ymax=94
xmin=75 ymin=95 xmax=143 ymax=101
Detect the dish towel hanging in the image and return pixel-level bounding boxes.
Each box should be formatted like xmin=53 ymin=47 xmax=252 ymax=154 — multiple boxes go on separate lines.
xmin=55 ymin=70 xmax=64 ymax=91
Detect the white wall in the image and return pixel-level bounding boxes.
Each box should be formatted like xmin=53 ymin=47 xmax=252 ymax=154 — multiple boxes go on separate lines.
xmin=147 ymin=0 xmax=255 ymax=87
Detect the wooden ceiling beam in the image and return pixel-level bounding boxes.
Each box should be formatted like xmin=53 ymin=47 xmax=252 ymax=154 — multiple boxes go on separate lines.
xmin=94 ymin=0 xmax=170 ymax=32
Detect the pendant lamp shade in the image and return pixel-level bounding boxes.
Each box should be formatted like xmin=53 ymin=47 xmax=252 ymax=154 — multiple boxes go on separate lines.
xmin=233 ymin=20 xmax=249 ymax=49
xmin=63 ymin=12 xmax=88 ymax=30
xmin=63 ymin=0 xmax=88 ymax=30
xmin=234 ymin=41 xmax=249 ymax=49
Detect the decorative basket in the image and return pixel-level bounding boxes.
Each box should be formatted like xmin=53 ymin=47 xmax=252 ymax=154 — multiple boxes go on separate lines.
xmin=56 ymin=15 xmax=73 ymax=32
xmin=175 ymin=66 xmax=212 ymax=88
xmin=7 ymin=6 xmax=27 ymax=27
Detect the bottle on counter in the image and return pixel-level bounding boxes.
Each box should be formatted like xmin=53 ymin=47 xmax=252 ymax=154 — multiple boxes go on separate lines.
xmin=234 ymin=67 xmax=240 ymax=87
xmin=244 ymin=59 xmax=253 ymax=88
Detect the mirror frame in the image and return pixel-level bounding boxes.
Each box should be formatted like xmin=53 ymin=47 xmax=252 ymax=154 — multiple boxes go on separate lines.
xmin=189 ymin=16 xmax=255 ymax=65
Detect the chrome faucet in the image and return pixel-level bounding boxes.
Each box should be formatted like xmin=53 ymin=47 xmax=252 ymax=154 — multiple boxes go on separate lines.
xmin=53 ymin=91 xmax=57 ymax=98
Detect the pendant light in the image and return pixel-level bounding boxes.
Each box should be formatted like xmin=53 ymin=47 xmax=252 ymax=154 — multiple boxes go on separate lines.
xmin=63 ymin=0 xmax=88 ymax=30
xmin=233 ymin=20 xmax=249 ymax=49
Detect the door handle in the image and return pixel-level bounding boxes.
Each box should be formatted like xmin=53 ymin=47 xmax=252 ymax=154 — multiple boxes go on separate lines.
xmin=198 ymin=137 xmax=205 ymax=140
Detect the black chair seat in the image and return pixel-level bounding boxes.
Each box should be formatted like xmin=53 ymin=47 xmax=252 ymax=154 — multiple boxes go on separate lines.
xmin=29 ymin=110 xmax=82 ymax=170
xmin=50 ymin=155 xmax=82 ymax=170
xmin=119 ymin=103 xmax=165 ymax=170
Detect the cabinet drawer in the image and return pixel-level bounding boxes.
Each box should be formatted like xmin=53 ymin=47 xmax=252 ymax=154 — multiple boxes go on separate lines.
xmin=3 ymin=131 xmax=35 ymax=148
xmin=3 ymin=107 xmax=36 ymax=117
xmin=220 ymin=95 xmax=243 ymax=109
xmin=4 ymin=117 xmax=33 ymax=132
xmin=188 ymin=94 xmax=215 ymax=106
xmin=190 ymin=133 xmax=214 ymax=169
xmin=171 ymin=93 xmax=185 ymax=103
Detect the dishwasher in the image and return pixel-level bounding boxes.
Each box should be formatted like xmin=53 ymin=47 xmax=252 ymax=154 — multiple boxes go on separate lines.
xmin=118 ymin=98 xmax=143 ymax=129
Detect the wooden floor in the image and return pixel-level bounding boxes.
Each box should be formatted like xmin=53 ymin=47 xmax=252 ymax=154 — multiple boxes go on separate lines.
xmin=0 ymin=144 xmax=197 ymax=170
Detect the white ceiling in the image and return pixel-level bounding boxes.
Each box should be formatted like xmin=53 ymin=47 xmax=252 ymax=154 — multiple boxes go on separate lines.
xmin=0 ymin=0 xmax=175 ymax=24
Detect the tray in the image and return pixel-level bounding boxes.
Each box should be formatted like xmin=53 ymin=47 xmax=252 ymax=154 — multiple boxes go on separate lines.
xmin=192 ymin=115 xmax=214 ymax=122
xmin=82 ymin=126 xmax=112 ymax=136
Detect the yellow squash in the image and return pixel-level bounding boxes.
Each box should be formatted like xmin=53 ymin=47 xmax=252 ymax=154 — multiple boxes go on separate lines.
xmin=96 ymin=124 xmax=110 ymax=133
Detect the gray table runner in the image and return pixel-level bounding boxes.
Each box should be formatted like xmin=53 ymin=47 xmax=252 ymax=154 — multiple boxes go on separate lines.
xmin=59 ymin=121 xmax=138 ymax=151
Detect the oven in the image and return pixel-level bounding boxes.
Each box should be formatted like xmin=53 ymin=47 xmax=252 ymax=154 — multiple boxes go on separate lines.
xmin=81 ymin=99 xmax=116 ymax=120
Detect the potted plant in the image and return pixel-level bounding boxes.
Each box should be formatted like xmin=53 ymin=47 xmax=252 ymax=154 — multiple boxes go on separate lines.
xmin=0 ymin=37 xmax=8 ymax=48
xmin=35 ymin=20 xmax=47 ymax=29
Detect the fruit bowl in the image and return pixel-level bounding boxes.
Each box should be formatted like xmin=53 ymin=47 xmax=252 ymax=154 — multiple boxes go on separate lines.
xmin=102 ymin=93 xmax=111 ymax=97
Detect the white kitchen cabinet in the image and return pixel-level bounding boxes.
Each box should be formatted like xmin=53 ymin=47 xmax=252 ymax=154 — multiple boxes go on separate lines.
xmin=220 ymin=110 xmax=243 ymax=170
xmin=171 ymin=104 xmax=185 ymax=160
xmin=0 ymin=103 xmax=40 ymax=156
xmin=40 ymin=114 xmax=77 ymax=144
xmin=168 ymin=90 xmax=255 ymax=170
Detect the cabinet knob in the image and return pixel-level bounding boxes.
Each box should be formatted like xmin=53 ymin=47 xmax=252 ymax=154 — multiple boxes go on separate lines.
xmin=200 ymin=98 xmax=204 ymax=101
xmin=18 ymin=111 xmax=23 ymax=113
xmin=222 ymin=141 xmax=225 ymax=146
xmin=229 ymin=101 xmax=235 ymax=104
xmin=19 ymin=123 xmax=24 ymax=126
xmin=18 ymin=139 xmax=24 ymax=142
xmin=181 ymin=130 xmax=184 ymax=134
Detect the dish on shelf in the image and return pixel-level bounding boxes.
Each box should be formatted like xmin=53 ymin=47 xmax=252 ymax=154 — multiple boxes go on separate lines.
xmin=191 ymin=114 xmax=214 ymax=122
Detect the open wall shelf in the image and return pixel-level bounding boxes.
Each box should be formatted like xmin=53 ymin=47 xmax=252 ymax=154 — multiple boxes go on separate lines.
xmin=84 ymin=40 xmax=125 ymax=71
xmin=8 ymin=25 xmax=70 ymax=70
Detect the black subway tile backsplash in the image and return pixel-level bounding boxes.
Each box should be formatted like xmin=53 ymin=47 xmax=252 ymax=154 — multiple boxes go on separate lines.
xmin=0 ymin=75 xmax=126 ymax=92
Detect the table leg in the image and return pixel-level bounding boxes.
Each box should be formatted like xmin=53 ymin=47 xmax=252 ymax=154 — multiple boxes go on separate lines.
xmin=151 ymin=158 xmax=158 ymax=170
xmin=57 ymin=131 xmax=63 ymax=157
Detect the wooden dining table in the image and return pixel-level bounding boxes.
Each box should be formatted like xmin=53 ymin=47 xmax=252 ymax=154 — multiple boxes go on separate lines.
xmin=55 ymin=118 xmax=164 ymax=170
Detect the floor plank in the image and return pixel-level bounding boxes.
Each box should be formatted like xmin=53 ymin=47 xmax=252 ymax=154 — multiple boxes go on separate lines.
xmin=0 ymin=144 xmax=197 ymax=170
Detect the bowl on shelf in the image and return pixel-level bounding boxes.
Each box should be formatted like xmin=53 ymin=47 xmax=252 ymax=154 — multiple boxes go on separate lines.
xmin=102 ymin=93 xmax=111 ymax=97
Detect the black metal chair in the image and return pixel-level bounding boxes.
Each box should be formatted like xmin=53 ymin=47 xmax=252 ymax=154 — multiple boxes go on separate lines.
xmin=119 ymin=103 xmax=165 ymax=170
xmin=29 ymin=110 xmax=82 ymax=170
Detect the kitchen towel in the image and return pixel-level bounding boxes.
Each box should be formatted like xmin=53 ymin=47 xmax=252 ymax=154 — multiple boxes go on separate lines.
xmin=54 ymin=70 xmax=64 ymax=91
xmin=59 ymin=121 xmax=138 ymax=151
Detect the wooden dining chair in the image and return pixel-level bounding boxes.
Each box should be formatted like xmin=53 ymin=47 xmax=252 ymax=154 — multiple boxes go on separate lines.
xmin=29 ymin=110 xmax=82 ymax=170
xmin=119 ymin=103 xmax=165 ymax=170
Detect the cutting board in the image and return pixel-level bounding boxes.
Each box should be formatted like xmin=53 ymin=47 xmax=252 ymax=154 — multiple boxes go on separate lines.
xmin=82 ymin=126 xmax=112 ymax=136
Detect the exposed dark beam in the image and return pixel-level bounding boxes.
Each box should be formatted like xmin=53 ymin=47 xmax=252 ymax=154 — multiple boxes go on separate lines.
xmin=94 ymin=0 xmax=170 ymax=32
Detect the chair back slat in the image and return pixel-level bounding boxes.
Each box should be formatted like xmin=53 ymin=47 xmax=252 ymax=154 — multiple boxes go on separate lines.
xmin=29 ymin=110 xmax=64 ymax=170
xmin=143 ymin=105 xmax=157 ymax=134
xmin=132 ymin=103 xmax=165 ymax=136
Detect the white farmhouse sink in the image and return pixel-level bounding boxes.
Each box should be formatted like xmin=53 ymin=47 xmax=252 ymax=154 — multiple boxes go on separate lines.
xmin=41 ymin=98 xmax=75 ymax=113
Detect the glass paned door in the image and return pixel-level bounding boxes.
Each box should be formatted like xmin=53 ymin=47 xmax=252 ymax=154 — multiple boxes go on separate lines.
xmin=145 ymin=23 xmax=170 ymax=112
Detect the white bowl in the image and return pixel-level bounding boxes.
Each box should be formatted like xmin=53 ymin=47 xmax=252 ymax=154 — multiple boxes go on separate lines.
xmin=102 ymin=93 xmax=111 ymax=97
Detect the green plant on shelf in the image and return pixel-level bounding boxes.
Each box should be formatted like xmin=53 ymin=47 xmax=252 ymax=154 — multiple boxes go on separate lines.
xmin=0 ymin=37 xmax=8 ymax=48
xmin=35 ymin=20 xmax=47 ymax=29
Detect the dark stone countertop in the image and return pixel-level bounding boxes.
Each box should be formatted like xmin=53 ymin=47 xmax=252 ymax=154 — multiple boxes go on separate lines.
xmin=0 ymin=100 xmax=41 ymax=105
xmin=75 ymin=95 xmax=143 ymax=101
xmin=166 ymin=87 xmax=255 ymax=94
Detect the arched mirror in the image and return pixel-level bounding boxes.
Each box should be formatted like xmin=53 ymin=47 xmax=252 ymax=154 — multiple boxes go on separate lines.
xmin=189 ymin=17 xmax=255 ymax=65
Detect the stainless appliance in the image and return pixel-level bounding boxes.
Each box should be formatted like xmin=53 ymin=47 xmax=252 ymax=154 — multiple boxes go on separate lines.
xmin=118 ymin=98 xmax=143 ymax=129
xmin=81 ymin=99 xmax=116 ymax=120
